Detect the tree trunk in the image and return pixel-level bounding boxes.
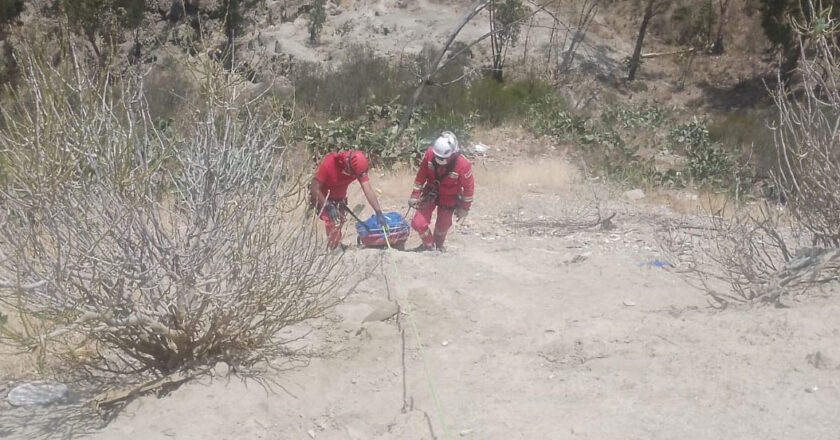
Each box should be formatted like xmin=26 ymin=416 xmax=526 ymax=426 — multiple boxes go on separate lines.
xmin=397 ymin=0 xmax=490 ymax=133
xmin=489 ymin=1 xmax=503 ymax=82
xmin=710 ymin=0 xmax=730 ymax=55
xmin=559 ymin=0 xmax=600 ymax=73
xmin=628 ymin=0 xmax=655 ymax=81
xmin=492 ymin=51 xmax=504 ymax=82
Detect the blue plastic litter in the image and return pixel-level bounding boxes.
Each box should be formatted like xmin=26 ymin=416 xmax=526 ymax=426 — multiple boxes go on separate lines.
xmin=638 ymin=259 xmax=672 ymax=268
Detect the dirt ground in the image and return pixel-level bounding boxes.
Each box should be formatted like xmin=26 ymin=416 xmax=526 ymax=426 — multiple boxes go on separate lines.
xmin=2 ymin=1 xmax=836 ymax=438
xmin=2 ymin=148 xmax=839 ymax=439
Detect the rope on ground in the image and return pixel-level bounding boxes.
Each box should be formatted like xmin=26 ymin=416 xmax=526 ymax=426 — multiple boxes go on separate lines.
xmin=382 ymin=225 xmax=453 ymax=440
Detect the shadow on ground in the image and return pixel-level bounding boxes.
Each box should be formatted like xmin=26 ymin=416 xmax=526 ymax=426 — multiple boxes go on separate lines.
xmin=0 ymin=402 xmax=104 ymax=439
xmin=692 ymin=75 xmax=777 ymax=110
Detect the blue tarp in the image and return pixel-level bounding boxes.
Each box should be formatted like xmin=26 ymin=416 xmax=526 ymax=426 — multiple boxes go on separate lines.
xmin=356 ymin=211 xmax=409 ymax=236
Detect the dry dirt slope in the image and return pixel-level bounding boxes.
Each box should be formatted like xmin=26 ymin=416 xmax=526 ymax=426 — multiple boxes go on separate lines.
xmin=79 ymin=161 xmax=840 ymax=440
xmin=2 ymin=160 xmax=840 ymax=439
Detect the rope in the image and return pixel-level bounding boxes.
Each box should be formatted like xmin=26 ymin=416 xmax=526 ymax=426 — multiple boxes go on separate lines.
xmin=382 ymin=215 xmax=452 ymax=440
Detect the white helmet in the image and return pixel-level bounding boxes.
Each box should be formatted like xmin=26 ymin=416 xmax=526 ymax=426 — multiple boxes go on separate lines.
xmin=432 ymin=131 xmax=459 ymax=159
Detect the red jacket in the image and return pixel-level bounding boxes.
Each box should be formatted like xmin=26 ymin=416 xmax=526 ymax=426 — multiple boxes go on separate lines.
xmin=314 ymin=150 xmax=369 ymax=200
xmin=410 ymin=147 xmax=474 ymax=210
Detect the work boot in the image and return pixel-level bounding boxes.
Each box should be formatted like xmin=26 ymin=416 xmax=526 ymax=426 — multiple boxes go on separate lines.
xmin=435 ymin=244 xmax=446 ymax=253
xmin=411 ymin=244 xmax=434 ymax=253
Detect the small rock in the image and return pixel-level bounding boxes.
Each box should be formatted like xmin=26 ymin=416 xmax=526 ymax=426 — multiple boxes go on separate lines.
xmin=805 ymin=385 xmax=819 ymax=393
xmin=307 ymin=429 xmax=316 ymax=438
xmin=459 ymin=428 xmax=474 ymax=437
xmin=362 ymin=302 xmax=399 ymax=322
xmin=7 ymin=381 xmax=68 ymax=407
xmin=623 ymin=189 xmax=646 ymax=201
xmin=213 ymin=362 xmax=230 ymax=377
xmin=441 ymin=340 xmax=449 ymax=347
xmin=623 ymin=300 xmax=637 ymax=307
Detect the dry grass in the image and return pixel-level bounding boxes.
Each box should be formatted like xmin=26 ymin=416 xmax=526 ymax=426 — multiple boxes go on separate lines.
xmin=642 ymin=188 xmax=732 ymax=216
xmin=0 ymin=307 xmax=39 ymax=381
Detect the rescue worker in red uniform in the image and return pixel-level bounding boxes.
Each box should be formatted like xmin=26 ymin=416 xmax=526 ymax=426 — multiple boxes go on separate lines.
xmin=310 ymin=149 xmax=387 ymax=249
xmin=408 ymin=131 xmax=474 ymax=252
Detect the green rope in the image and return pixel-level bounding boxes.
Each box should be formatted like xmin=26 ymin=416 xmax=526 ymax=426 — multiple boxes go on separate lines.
xmin=383 ymin=227 xmax=452 ymax=440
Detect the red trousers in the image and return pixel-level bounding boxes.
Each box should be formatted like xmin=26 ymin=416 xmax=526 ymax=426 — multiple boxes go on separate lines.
xmin=320 ymin=209 xmax=345 ymax=249
xmin=411 ymin=203 xmax=454 ymax=247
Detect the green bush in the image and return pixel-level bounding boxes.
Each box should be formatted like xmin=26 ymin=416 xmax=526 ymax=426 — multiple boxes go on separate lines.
xmin=464 ymin=76 xmax=554 ymax=125
xmin=292 ymin=46 xmax=410 ymax=118
xmin=601 ymin=104 xmax=670 ymax=129
xmin=671 ymin=2 xmax=715 ymax=46
xmin=298 ymin=103 xmax=476 ymax=166
xmin=290 ymin=44 xmax=555 ymax=130
xmin=707 ymin=110 xmax=775 ymax=177
xmin=668 ymin=119 xmax=734 ymax=186
xmin=0 ymin=0 xmax=24 ymax=24
xmin=649 ymin=0 xmax=715 ymax=47
xmin=526 ymin=95 xmax=587 ymax=139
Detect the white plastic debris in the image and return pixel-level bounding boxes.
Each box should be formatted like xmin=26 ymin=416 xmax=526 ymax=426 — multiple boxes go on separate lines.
xmin=7 ymin=381 xmax=68 ymax=406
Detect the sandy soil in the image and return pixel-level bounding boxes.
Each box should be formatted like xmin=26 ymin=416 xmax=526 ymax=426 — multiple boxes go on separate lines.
xmin=2 ymin=149 xmax=839 ymax=439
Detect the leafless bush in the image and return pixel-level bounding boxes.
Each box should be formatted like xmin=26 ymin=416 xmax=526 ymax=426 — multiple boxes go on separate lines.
xmin=662 ymin=203 xmax=840 ymax=307
xmin=660 ymin=202 xmax=802 ymax=306
xmin=771 ymin=10 xmax=840 ymax=248
xmin=660 ymin=5 xmax=840 ymax=307
xmin=0 ymin=44 xmax=351 ymax=380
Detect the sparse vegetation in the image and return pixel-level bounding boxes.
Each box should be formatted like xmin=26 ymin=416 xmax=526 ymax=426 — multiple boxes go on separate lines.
xmin=0 ymin=46 xmax=352 ymax=379
xmin=309 ymin=0 xmax=326 ymax=44
xmin=0 ymin=0 xmax=836 ymax=406
xmin=664 ymin=3 xmax=840 ymax=307
xmin=488 ymin=0 xmax=529 ymax=82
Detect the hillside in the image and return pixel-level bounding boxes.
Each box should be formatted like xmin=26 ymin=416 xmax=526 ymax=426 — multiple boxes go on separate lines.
xmin=3 ymin=2 xmax=840 ymax=440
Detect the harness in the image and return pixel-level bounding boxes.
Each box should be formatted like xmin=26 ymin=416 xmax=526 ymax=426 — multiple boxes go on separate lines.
xmin=421 ymin=153 xmax=460 ymax=210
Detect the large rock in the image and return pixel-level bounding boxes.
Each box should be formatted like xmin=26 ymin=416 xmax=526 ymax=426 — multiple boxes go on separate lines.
xmin=623 ymin=189 xmax=646 ymax=201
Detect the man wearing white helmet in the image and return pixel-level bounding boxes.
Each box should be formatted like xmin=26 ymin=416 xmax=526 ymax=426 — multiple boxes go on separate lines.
xmin=408 ymin=131 xmax=475 ymax=252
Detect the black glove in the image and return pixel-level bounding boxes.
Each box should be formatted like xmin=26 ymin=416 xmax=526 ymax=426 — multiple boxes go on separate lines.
xmin=325 ymin=203 xmax=340 ymax=222
xmin=376 ymin=212 xmax=389 ymax=231
xmin=455 ymin=206 xmax=469 ymax=221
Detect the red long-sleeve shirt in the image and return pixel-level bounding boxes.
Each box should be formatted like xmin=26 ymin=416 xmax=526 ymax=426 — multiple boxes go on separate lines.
xmin=410 ymin=147 xmax=474 ymax=210
xmin=314 ymin=150 xmax=369 ymax=200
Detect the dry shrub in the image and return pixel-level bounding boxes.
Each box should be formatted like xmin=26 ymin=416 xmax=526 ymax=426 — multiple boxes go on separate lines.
xmin=771 ymin=13 xmax=840 ymax=247
xmin=661 ymin=201 xmax=800 ymax=306
xmin=661 ymin=5 xmax=840 ymax=306
xmin=662 ymin=202 xmax=840 ymax=307
xmin=0 ymin=44 xmax=352 ymax=380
